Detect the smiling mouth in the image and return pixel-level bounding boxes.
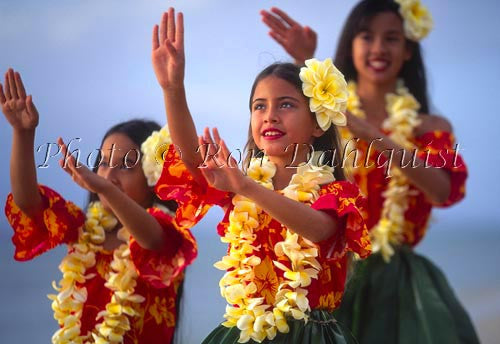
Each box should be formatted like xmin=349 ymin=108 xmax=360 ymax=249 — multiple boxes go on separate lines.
xmin=262 ymin=129 xmax=285 ymax=140
xmin=367 ymin=59 xmax=390 ymax=72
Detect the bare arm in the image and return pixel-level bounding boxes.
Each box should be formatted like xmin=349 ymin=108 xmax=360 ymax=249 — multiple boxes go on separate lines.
xmin=58 ymin=138 xmax=166 ymax=251
xmin=1 ymin=69 xmax=42 ymax=217
xmin=260 ymin=7 xmax=317 ymax=65
xmin=199 ymin=128 xmax=339 ymax=243
xmin=152 ymin=8 xmax=203 ymax=180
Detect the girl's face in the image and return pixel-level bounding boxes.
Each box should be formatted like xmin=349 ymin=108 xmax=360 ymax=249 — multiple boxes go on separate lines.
xmin=251 ymin=76 xmax=323 ymax=165
xmin=352 ymin=11 xmax=411 ymax=85
xmin=97 ymin=133 xmax=152 ymax=211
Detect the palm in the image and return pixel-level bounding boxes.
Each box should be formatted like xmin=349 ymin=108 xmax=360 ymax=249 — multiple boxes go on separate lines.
xmin=58 ymin=137 xmax=109 ymax=194
xmin=199 ymin=127 xmax=246 ymax=194
xmin=0 ymin=69 xmax=39 ymax=131
xmin=261 ymin=8 xmax=317 ymax=63
xmin=152 ymin=8 xmax=185 ymax=89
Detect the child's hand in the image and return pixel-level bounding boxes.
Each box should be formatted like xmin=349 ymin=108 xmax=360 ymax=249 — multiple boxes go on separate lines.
xmin=58 ymin=137 xmax=111 ymax=194
xmin=152 ymin=8 xmax=185 ymax=90
xmin=198 ymin=127 xmax=247 ymax=194
xmin=0 ymin=69 xmax=39 ymax=131
xmin=260 ymin=7 xmax=317 ymax=64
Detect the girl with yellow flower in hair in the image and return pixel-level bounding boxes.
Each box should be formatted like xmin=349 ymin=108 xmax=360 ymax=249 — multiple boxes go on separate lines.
xmin=1 ymin=68 xmax=197 ymax=344
xmin=151 ymin=8 xmax=371 ymax=344
xmin=261 ymin=0 xmax=479 ymax=343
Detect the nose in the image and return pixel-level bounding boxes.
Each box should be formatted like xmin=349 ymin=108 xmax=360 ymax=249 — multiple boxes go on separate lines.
xmin=371 ymin=36 xmax=387 ymax=55
xmin=264 ymin=107 xmax=279 ymax=124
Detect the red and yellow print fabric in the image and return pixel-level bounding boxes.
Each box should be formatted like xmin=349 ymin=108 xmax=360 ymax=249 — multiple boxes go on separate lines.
xmin=5 ymin=185 xmax=196 ymax=344
xmin=352 ymin=130 xmax=467 ymax=246
xmin=156 ymin=147 xmax=371 ymax=312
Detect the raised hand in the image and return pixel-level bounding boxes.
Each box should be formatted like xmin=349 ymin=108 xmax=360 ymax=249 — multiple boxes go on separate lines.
xmin=152 ymin=8 xmax=185 ymax=90
xmin=198 ymin=127 xmax=246 ymax=194
xmin=260 ymin=7 xmax=317 ymax=64
xmin=0 ymin=69 xmax=39 ymax=131
xmin=58 ymin=137 xmax=110 ymax=194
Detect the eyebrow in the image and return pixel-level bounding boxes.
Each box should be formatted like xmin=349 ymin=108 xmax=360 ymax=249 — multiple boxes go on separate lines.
xmin=252 ymin=96 xmax=300 ymax=104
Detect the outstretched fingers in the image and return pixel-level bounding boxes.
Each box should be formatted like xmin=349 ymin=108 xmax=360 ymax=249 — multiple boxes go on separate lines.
xmin=0 ymin=84 xmax=6 ymax=104
xmin=160 ymin=12 xmax=168 ymax=45
xmin=270 ymin=7 xmax=298 ymax=27
xmin=14 ymin=72 xmax=26 ymax=99
xmin=176 ymin=12 xmax=184 ymax=50
xmin=152 ymin=24 xmax=160 ymax=50
xmin=167 ymin=7 xmax=176 ymax=42
xmin=7 ymin=69 xmax=19 ymax=100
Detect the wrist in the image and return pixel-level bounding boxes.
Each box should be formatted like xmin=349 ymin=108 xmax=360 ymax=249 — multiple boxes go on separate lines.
xmin=237 ymin=177 xmax=256 ymax=198
xmin=162 ymin=84 xmax=185 ymax=95
xmin=13 ymin=128 xmax=35 ymax=138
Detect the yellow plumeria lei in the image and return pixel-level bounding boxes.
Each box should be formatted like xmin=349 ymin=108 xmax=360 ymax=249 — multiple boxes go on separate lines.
xmin=214 ymin=155 xmax=335 ymax=343
xmin=300 ymin=58 xmax=348 ymax=131
xmin=141 ymin=125 xmax=172 ymax=187
xmin=48 ymin=202 xmax=145 ymax=344
xmin=395 ymin=0 xmax=433 ymax=41
xmin=343 ymin=80 xmax=421 ymax=262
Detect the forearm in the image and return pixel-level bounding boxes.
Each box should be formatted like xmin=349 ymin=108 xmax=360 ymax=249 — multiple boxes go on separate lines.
xmin=163 ymin=86 xmax=203 ymax=178
xmin=10 ymin=129 xmax=42 ymax=215
xmin=99 ymin=184 xmax=165 ymax=251
xmin=240 ymin=180 xmax=337 ymax=242
xmin=374 ymin=134 xmax=451 ymax=204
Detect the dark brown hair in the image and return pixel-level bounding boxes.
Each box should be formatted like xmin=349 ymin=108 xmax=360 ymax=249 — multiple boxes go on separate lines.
xmin=87 ymin=119 xmax=176 ymax=211
xmin=245 ymin=62 xmax=346 ymax=181
xmin=334 ymin=0 xmax=430 ymax=113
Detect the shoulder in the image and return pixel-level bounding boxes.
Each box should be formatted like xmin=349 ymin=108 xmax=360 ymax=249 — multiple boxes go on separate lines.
xmin=414 ymin=114 xmax=453 ymax=137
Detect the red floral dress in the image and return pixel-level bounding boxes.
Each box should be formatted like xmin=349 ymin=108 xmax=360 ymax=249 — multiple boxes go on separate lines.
xmin=352 ymin=130 xmax=467 ymax=245
xmin=155 ymin=146 xmax=371 ymax=313
xmin=5 ymin=185 xmax=197 ymax=344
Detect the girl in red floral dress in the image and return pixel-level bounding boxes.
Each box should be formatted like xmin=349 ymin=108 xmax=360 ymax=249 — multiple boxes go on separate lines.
xmin=1 ymin=68 xmax=197 ymax=344
xmin=151 ymin=8 xmax=371 ymax=344
xmin=261 ymin=1 xmax=479 ymax=343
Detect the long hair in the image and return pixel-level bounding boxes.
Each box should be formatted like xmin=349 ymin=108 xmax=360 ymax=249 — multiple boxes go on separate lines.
xmin=334 ymin=0 xmax=429 ymax=113
xmin=245 ymin=62 xmax=346 ymax=181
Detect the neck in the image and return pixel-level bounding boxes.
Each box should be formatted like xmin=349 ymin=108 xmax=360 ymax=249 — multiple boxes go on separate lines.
xmin=268 ymin=155 xmax=301 ymax=190
xmin=356 ymin=77 xmax=398 ymax=121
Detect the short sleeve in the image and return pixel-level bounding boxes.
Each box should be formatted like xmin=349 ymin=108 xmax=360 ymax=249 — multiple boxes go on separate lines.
xmin=129 ymin=207 xmax=198 ymax=289
xmin=4 ymin=185 xmax=84 ymax=261
xmin=415 ymin=130 xmax=468 ymax=207
xmin=155 ymin=145 xmax=231 ymax=227
xmin=311 ymin=181 xmax=371 ymax=261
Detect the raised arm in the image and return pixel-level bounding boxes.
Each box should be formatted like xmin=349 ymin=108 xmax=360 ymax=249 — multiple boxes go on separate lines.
xmin=1 ymin=69 xmax=42 ymax=217
xmin=152 ymin=8 xmax=203 ymax=180
xmin=260 ymin=7 xmax=317 ymax=65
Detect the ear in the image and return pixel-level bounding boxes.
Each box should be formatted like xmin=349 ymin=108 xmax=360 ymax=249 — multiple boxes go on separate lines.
xmin=312 ymin=124 xmax=325 ymax=138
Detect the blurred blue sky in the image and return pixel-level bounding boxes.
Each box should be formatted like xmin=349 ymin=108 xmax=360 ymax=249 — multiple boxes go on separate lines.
xmin=1 ymin=0 xmax=499 ymax=229
xmin=1 ymin=0 xmax=500 ymax=342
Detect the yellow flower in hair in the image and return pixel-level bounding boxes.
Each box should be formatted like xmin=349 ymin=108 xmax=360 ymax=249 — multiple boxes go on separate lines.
xmin=396 ymin=0 xmax=433 ymax=41
xmin=141 ymin=125 xmax=172 ymax=187
xmin=300 ymin=58 xmax=348 ymax=130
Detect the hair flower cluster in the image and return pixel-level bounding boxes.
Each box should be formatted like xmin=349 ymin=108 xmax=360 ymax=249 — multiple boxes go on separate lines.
xmin=299 ymin=58 xmax=348 ymax=131
xmin=141 ymin=126 xmax=172 ymax=187
xmin=395 ymin=0 xmax=433 ymax=41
